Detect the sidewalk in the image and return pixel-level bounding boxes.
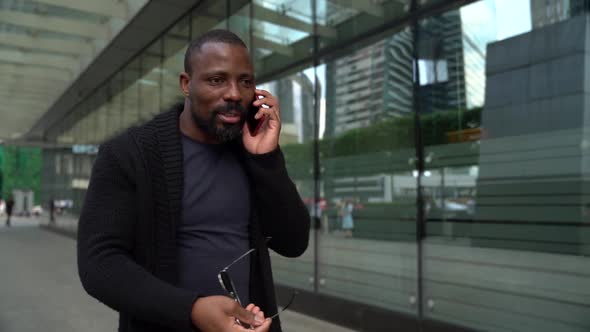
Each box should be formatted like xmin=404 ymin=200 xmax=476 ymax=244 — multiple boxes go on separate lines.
xmin=41 ymin=212 xmax=78 ymax=236
xmin=0 ymin=217 xmax=355 ymax=332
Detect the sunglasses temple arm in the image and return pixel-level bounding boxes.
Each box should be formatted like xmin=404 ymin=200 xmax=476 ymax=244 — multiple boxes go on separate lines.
xmin=267 ymin=291 xmax=297 ymax=320
xmin=224 ymin=248 xmax=256 ymax=270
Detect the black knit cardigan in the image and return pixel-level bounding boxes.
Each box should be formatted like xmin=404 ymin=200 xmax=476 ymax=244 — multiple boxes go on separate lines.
xmin=77 ymin=104 xmax=310 ymax=332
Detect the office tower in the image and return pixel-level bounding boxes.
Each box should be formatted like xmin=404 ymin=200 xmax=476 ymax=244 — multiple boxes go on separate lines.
xmin=531 ymin=0 xmax=590 ymax=28
xmin=325 ymin=27 xmax=416 ymax=137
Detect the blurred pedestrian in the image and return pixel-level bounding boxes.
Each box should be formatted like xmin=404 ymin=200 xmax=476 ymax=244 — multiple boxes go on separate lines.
xmin=5 ymin=197 xmax=14 ymax=227
xmin=341 ymin=199 xmax=354 ymax=238
xmin=49 ymin=197 xmax=56 ymax=224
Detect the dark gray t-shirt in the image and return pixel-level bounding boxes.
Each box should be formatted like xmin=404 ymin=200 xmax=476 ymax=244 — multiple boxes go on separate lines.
xmin=177 ymin=134 xmax=251 ymax=305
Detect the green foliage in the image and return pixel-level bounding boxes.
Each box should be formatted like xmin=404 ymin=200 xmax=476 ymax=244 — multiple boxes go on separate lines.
xmin=421 ymin=107 xmax=483 ymax=146
xmin=282 ymin=107 xmax=483 ymax=161
xmin=0 ymin=148 xmax=3 ymax=198
xmin=0 ymin=146 xmax=42 ymax=203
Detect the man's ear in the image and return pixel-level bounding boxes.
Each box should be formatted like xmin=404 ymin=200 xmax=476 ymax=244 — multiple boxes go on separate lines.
xmin=179 ymin=72 xmax=190 ymax=97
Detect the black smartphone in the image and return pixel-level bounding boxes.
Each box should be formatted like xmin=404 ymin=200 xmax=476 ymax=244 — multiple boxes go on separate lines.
xmin=247 ymin=96 xmax=263 ymax=136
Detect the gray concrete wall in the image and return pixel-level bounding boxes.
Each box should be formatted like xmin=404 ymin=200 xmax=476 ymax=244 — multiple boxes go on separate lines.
xmin=476 ymin=14 xmax=590 ymax=254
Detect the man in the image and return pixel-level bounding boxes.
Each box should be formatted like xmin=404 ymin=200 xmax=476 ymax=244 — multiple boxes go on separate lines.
xmin=5 ymin=196 xmax=14 ymax=227
xmin=77 ymin=30 xmax=310 ymax=332
xmin=49 ymin=197 xmax=55 ymax=224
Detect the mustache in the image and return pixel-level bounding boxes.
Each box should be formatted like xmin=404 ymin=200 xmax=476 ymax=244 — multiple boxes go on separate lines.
xmin=211 ymin=102 xmax=246 ymax=115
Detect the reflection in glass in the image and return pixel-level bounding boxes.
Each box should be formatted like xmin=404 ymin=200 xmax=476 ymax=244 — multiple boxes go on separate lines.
xmin=419 ymin=1 xmax=590 ymax=331
xmin=122 ymin=59 xmax=141 ymax=129
xmin=229 ymin=1 xmax=252 ymax=48
xmin=191 ymin=0 xmax=228 ymax=36
xmin=162 ymin=18 xmax=190 ymax=111
xmin=139 ymin=45 xmax=163 ymax=120
xmin=107 ymin=73 xmax=124 ymax=138
xmin=325 ymin=27 xmax=414 ymax=137
xmin=316 ymin=27 xmax=418 ymax=315
xmin=252 ymin=0 xmax=314 ymax=77
xmin=316 ymin=0 xmax=410 ymax=50
xmin=261 ymin=68 xmax=316 ymax=291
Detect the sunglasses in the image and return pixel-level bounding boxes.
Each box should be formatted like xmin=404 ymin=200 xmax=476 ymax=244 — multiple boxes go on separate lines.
xmin=218 ymin=240 xmax=297 ymax=327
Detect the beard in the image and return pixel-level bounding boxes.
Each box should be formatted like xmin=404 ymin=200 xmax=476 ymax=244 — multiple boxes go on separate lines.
xmin=190 ymin=101 xmax=246 ymax=143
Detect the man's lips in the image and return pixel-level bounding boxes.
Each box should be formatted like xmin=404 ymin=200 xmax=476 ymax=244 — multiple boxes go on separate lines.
xmin=218 ymin=112 xmax=242 ymax=124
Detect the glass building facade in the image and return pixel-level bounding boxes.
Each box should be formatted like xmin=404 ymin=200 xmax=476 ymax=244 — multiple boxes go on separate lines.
xmin=39 ymin=0 xmax=590 ymax=331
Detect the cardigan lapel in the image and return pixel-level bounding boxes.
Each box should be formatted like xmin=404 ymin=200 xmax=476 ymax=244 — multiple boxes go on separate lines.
xmin=155 ymin=104 xmax=184 ymax=226
xmin=153 ymin=104 xmax=184 ymax=274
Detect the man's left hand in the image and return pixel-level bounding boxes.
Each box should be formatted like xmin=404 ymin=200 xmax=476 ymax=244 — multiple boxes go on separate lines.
xmin=242 ymin=89 xmax=281 ymax=154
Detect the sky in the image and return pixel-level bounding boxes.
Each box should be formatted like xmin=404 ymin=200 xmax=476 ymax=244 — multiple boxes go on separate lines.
xmin=494 ymin=0 xmax=532 ymax=40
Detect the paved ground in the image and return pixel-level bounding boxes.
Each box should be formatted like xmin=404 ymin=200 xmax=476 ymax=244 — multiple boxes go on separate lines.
xmin=0 ymin=217 xmax=355 ymax=332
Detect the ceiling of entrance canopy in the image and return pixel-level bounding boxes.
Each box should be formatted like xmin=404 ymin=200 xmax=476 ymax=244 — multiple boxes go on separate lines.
xmin=0 ymin=0 xmax=147 ymax=142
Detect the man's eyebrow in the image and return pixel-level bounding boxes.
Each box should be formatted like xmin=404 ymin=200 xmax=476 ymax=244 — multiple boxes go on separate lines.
xmin=199 ymin=71 xmax=254 ymax=79
xmin=200 ymin=70 xmax=228 ymax=77
xmin=238 ymin=73 xmax=255 ymax=79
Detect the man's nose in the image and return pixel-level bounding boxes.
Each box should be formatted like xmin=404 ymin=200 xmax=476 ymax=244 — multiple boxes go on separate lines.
xmin=223 ymin=82 xmax=242 ymax=102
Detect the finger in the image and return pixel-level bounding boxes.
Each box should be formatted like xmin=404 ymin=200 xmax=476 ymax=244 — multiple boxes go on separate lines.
xmin=271 ymin=109 xmax=280 ymax=122
xmin=254 ymin=107 xmax=279 ymax=122
xmin=231 ymin=304 xmax=264 ymax=327
xmin=255 ymin=310 xmax=265 ymax=322
xmin=254 ymin=89 xmax=272 ymax=97
xmin=264 ymin=109 xmax=281 ymax=126
xmin=251 ymin=307 xmax=264 ymax=322
xmin=233 ymin=322 xmax=256 ymax=332
xmin=252 ymin=97 xmax=277 ymax=107
xmin=246 ymin=303 xmax=255 ymax=311
xmin=253 ymin=318 xmax=272 ymax=332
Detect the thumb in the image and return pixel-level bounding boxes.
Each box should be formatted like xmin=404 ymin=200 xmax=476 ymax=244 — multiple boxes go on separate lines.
xmin=230 ymin=304 xmax=265 ymax=327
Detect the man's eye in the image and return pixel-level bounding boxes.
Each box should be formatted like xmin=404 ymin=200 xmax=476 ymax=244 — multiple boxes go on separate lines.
xmin=241 ymin=79 xmax=254 ymax=87
xmin=208 ymin=77 xmax=224 ymax=85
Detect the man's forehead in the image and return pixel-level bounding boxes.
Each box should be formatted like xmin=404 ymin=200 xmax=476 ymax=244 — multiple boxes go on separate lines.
xmin=192 ymin=42 xmax=251 ymax=66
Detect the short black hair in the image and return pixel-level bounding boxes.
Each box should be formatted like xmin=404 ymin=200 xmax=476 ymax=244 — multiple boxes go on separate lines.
xmin=184 ymin=29 xmax=248 ymax=74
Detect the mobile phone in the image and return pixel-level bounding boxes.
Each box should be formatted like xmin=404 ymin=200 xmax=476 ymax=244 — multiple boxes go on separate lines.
xmin=247 ymin=96 xmax=263 ymax=136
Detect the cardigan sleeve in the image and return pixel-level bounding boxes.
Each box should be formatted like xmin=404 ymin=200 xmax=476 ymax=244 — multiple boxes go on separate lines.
xmin=245 ymin=147 xmax=310 ymax=257
xmin=77 ymin=138 xmax=199 ymax=330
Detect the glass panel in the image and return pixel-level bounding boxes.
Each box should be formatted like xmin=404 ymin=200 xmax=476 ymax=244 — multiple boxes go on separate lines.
xmin=251 ymin=0 xmax=314 ymax=77
xmin=261 ymin=67 xmax=316 ymax=292
xmin=189 ymin=0 xmax=253 ymax=54
xmin=121 ymin=59 xmax=141 ymax=128
xmin=162 ymin=17 xmax=190 ymax=111
xmin=417 ymin=0 xmax=446 ymax=8
xmin=82 ymin=109 xmax=92 ymax=144
xmin=73 ymin=107 xmax=88 ymax=144
xmin=316 ymin=0 xmax=411 ymax=52
xmin=65 ymin=115 xmax=78 ymax=144
xmin=139 ymin=39 xmax=163 ymax=120
xmin=318 ymin=27 xmax=419 ymax=319
xmin=86 ymin=110 xmax=98 ymax=144
xmin=229 ymin=0 xmax=252 ymax=48
xmin=191 ymin=0 xmax=228 ymax=37
xmin=56 ymin=113 xmax=75 ymax=145
xmin=94 ymin=87 xmax=110 ymax=143
xmin=107 ymin=73 xmax=124 ymax=138
xmin=419 ymin=1 xmax=590 ymax=331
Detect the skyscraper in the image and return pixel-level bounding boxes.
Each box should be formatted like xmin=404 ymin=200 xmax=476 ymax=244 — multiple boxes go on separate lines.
xmin=325 ymin=4 xmax=495 ymax=136
xmin=531 ymin=0 xmax=589 ymax=28
xmin=416 ymin=10 xmax=467 ymax=114
xmin=325 ymin=28 xmax=414 ymax=137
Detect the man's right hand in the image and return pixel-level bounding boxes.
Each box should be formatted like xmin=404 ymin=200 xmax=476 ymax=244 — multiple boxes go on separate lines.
xmin=191 ymin=296 xmax=272 ymax=332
